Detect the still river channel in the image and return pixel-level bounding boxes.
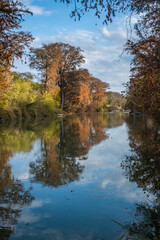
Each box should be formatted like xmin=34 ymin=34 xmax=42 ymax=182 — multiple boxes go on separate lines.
xmin=0 ymin=113 xmax=160 ymax=240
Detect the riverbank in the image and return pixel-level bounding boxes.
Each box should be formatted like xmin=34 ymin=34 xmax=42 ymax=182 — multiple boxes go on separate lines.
xmin=0 ymin=103 xmax=64 ymax=123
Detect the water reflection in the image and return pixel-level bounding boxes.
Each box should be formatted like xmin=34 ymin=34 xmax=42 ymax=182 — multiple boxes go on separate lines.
xmin=121 ymin=116 xmax=160 ymax=239
xmin=0 ymin=146 xmax=34 ymax=239
xmin=122 ymin=117 xmax=160 ymax=197
xmin=29 ymin=114 xmax=111 ymax=187
xmin=122 ymin=202 xmax=160 ymax=239
xmin=1 ymin=113 xmax=159 ymax=239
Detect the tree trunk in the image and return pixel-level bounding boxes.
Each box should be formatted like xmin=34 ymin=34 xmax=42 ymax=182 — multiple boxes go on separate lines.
xmin=60 ymin=87 xmax=64 ymax=110
xmin=58 ymin=118 xmax=64 ymax=161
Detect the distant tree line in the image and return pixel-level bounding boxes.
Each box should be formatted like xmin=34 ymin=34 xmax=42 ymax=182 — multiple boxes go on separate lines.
xmin=107 ymin=92 xmax=126 ymax=111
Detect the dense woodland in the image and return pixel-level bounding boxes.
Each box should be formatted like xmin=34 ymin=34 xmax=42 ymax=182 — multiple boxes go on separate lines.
xmin=0 ymin=0 xmax=159 ymax=121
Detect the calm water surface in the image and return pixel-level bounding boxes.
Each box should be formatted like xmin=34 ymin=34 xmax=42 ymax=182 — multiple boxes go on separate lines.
xmin=0 ymin=113 xmax=160 ymax=240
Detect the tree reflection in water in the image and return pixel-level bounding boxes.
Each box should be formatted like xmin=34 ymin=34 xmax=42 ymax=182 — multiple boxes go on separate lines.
xmin=29 ymin=113 xmax=121 ymax=187
xmin=121 ymin=116 xmax=160 ymax=239
xmin=0 ymin=129 xmax=35 ymax=240
xmin=0 ymin=113 xmax=126 ymax=190
xmin=0 ymin=112 xmax=130 ymax=239
xmin=0 ymin=162 xmax=34 ymax=239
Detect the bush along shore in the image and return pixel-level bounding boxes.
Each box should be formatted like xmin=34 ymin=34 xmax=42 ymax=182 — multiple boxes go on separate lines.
xmin=0 ymin=71 xmax=63 ymax=123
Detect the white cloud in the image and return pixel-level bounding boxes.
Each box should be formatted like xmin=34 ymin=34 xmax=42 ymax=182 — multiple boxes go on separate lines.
xmin=10 ymin=139 xmax=42 ymax=180
xmin=21 ymin=0 xmax=53 ymax=16
xmin=30 ymin=199 xmax=51 ymax=208
xmin=100 ymin=27 xmax=111 ymax=38
xmin=33 ymin=37 xmax=41 ymax=43
xmin=99 ymin=27 xmax=127 ymax=46
xmin=29 ymin=5 xmax=52 ymax=16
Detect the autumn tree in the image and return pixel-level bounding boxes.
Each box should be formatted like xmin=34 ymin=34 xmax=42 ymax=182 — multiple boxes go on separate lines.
xmin=0 ymin=67 xmax=11 ymax=103
xmin=29 ymin=42 xmax=85 ymax=109
xmin=54 ymin=0 xmax=160 ymax=116
xmin=78 ymin=69 xmax=109 ymax=111
xmin=63 ymin=68 xmax=109 ymax=112
xmin=89 ymin=76 xmax=109 ymax=110
xmin=125 ymin=3 xmax=160 ymax=116
xmin=0 ymin=0 xmax=34 ymax=68
xmin=63 ymin=69 xmax=91 ymax=111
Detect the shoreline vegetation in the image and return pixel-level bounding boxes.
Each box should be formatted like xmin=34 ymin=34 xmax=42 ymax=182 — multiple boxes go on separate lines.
xmin=0 ymin=0 xmax=159 ymax=124
xmin=0 ymin=70 xmax=126 ymax=123
xmin=0 ymin=71 xmax=61 ymax=123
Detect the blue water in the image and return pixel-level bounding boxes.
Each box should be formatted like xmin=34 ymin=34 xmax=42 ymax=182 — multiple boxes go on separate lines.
xmin=0 ymin=113 xmax=159 ymax=239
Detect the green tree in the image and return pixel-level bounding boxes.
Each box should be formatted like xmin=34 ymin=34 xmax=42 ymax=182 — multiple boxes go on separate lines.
xmin=63 ymin=69 xmax=109 ymax=112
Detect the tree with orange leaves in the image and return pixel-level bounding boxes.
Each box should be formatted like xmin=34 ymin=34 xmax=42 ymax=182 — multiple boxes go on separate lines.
xmin=125 ymin=3 xmax=160 ymax=117
xmin=0 ymin=0 xmax=33 ymax=68
xmin=29 ymin=43 xmax=85 ymax=109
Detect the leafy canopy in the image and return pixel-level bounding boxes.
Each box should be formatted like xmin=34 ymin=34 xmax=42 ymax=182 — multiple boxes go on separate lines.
xmin=0 ymin=0 xmax=34 ymax=67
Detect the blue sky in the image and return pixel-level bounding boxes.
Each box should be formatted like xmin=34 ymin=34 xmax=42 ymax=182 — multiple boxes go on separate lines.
xmin=16 ymin=0 xmax=133 ymax=92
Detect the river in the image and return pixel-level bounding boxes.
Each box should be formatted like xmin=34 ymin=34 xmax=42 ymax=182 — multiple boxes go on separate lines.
xmin=0 ymin=113 xmax=159 ymax=240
